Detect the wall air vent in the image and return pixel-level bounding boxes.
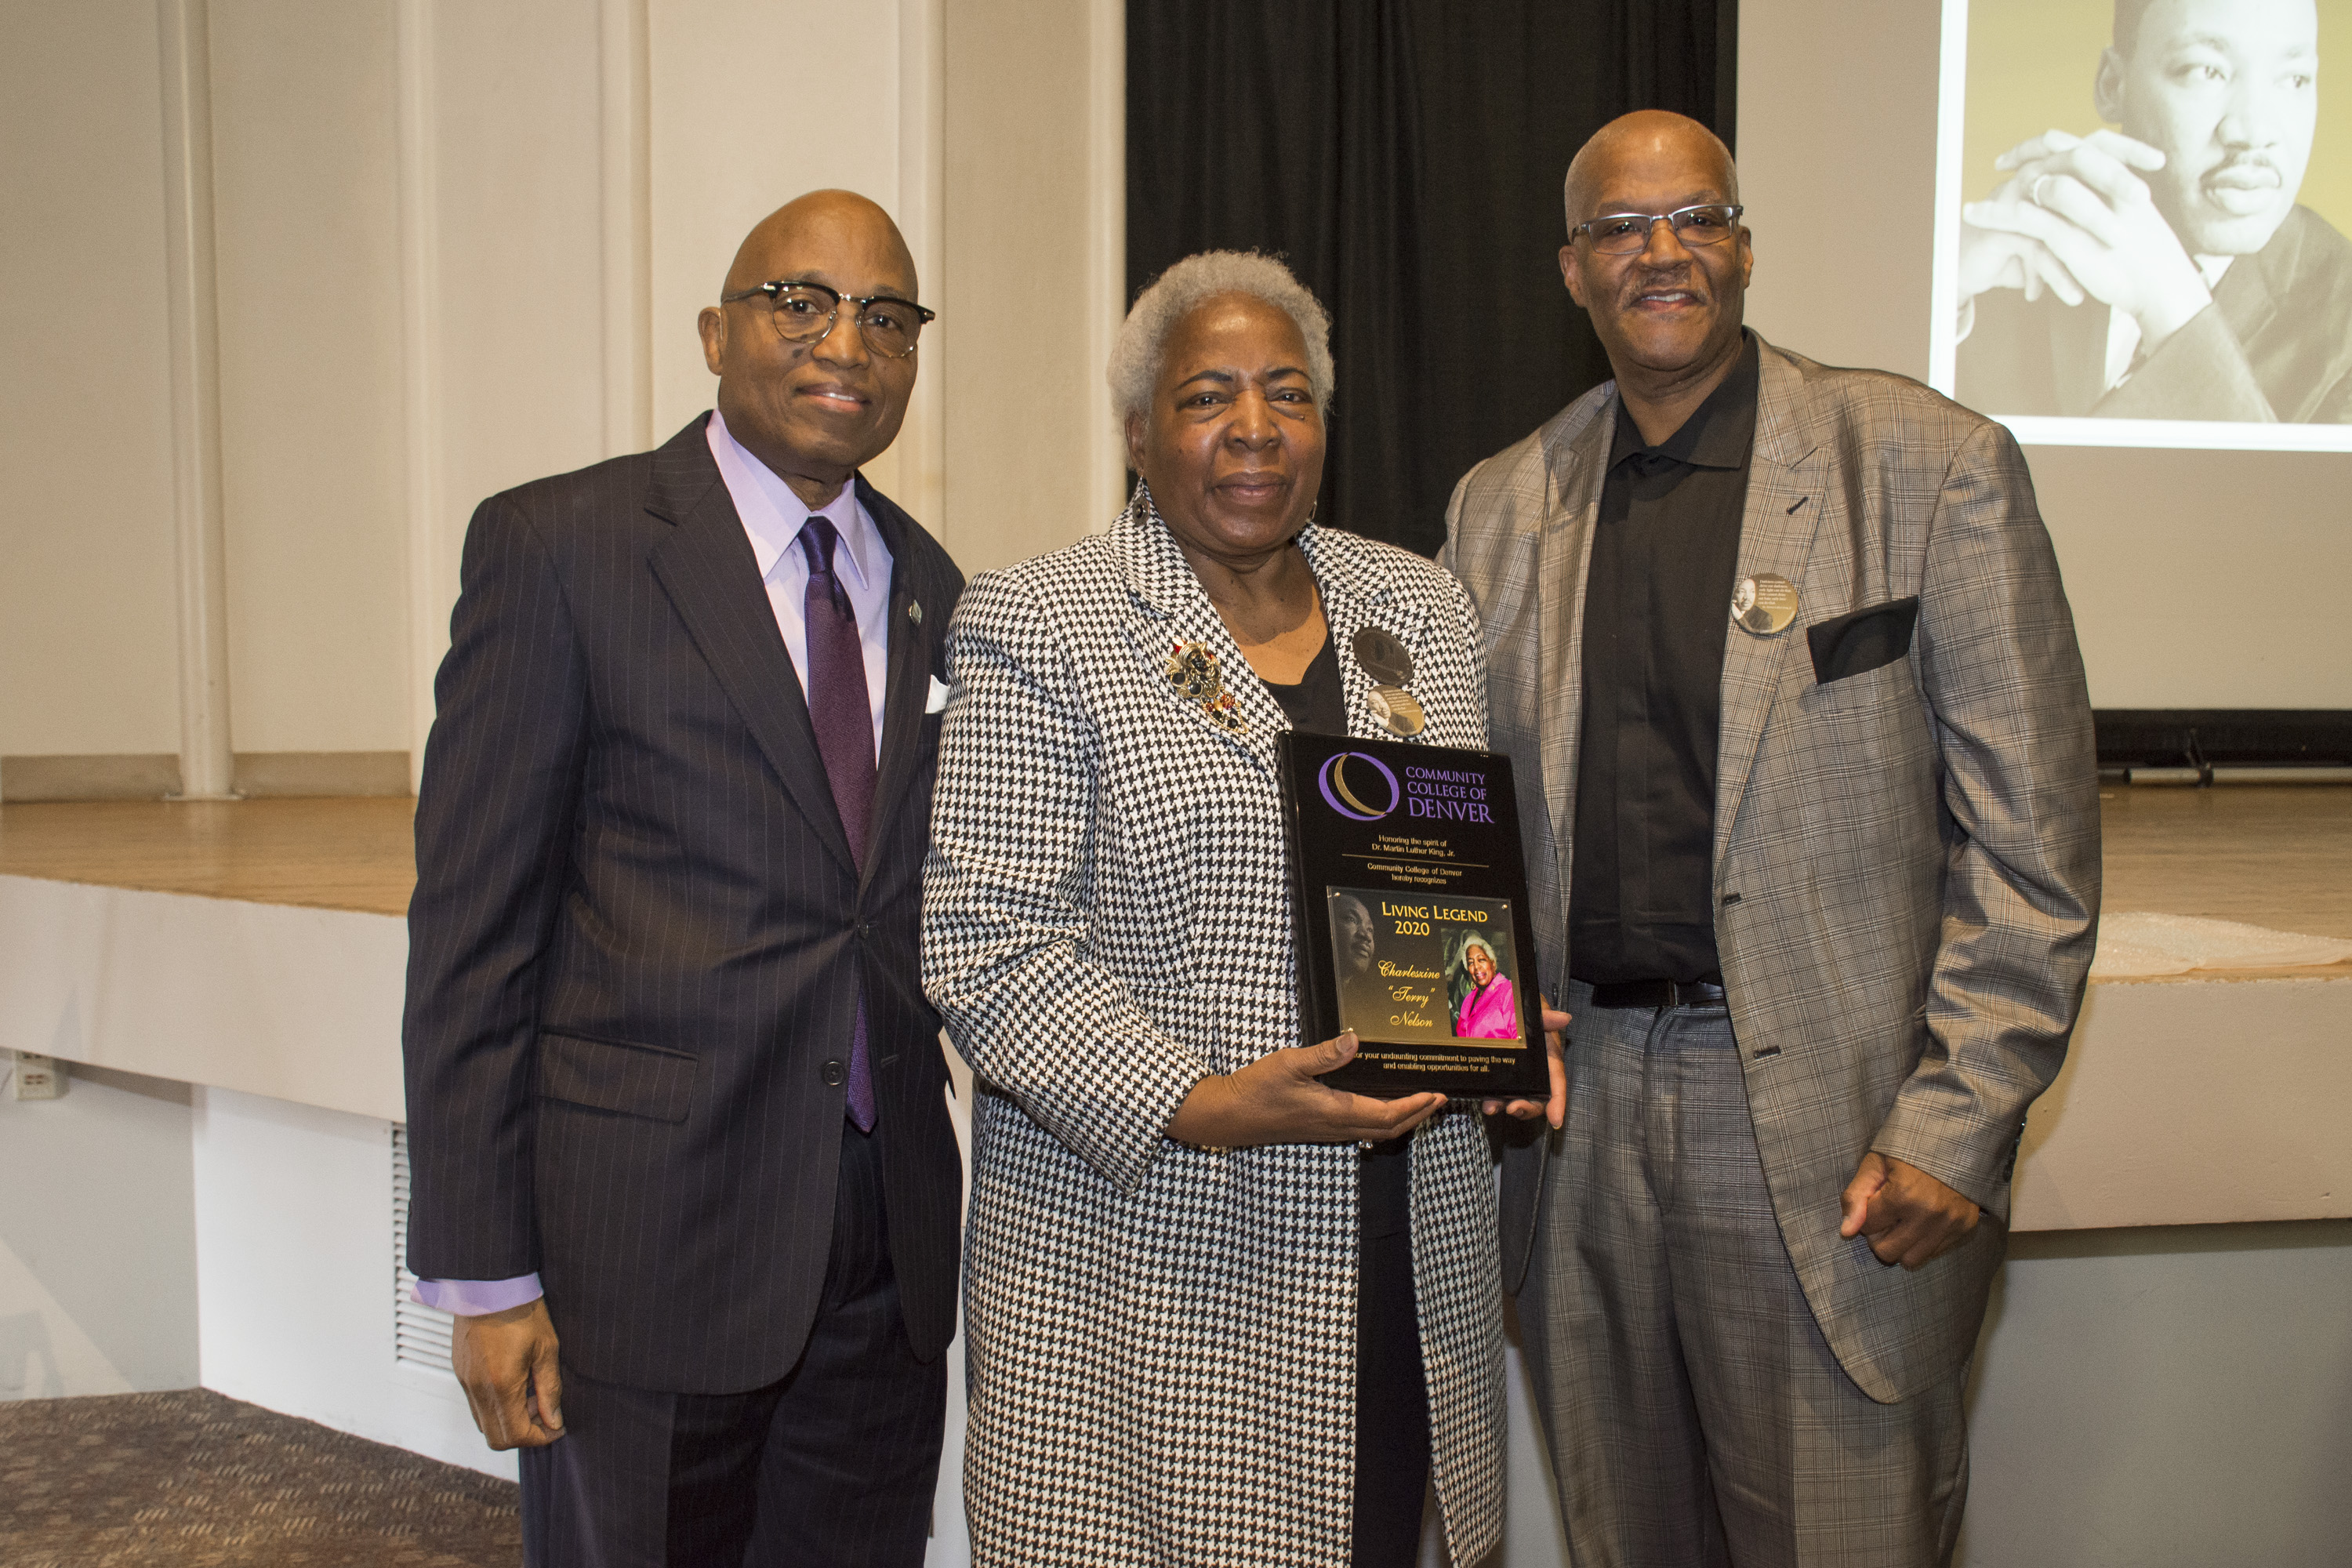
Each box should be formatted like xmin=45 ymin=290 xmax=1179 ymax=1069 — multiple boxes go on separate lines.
xmin=390 ymin=1125 xmax=456 ymax=1375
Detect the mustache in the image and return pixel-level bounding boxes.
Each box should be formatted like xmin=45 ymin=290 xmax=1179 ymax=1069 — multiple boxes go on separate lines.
xmin=2204 ymin=152 xmax=2284 ymax=187
xmin=1619 ymin=263 xmax=1706 ymax=297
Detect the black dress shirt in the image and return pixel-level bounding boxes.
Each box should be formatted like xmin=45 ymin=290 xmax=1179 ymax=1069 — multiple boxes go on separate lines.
xmin=1262 ymin=630 xmax=1410 ymax=1235
xmin=1568 ymin=335 xmax=1759 ymax=985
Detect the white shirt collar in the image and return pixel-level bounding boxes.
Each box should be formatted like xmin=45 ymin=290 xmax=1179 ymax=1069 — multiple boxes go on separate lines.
xmin=706 ymin=409 xmax=883 ymax=592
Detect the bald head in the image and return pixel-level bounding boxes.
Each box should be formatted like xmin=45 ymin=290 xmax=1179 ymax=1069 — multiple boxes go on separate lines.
xmin=1555 ymin=109 xmax=1752 ymax=442
xmin=697 ymin=188 xmax=922 ymax=511
xmin=722 ymin=189 xmax=918 ymax=301
xmin=1562 ymin=111 xmax=1739 ymax=232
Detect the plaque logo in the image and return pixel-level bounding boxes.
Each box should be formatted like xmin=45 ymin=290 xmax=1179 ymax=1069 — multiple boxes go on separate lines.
xmin=1317 ymin=751 xmax=1401 ymax=822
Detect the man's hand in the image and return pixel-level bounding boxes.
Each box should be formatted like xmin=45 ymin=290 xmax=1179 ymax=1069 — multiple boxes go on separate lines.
xmin=1166 ymin=1031 xmax=1446 ymax=1149
xmin=450 ymin=1297 xmax=566 ymax=1450
xmin=1482 ymin=1004 xmax=1571 ymax=1129
xmin=1961 ymin=128 xmax=2212 ymax=352
xmin=1838 ymin=1152 xmax=1981 ymax=1270
xmin=1957 ymin=227 xmax=2084 ymax=310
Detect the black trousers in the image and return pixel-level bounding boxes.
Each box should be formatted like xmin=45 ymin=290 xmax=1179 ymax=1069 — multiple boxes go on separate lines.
xmin=520 ymin=1125 xmax=948 ymax=1568
xmin=1352 ymin=1136 xmax=1430 ymax=1567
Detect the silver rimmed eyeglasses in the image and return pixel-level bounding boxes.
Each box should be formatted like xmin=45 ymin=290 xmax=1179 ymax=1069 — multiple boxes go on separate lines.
xmin=1572 ymin=204 xmax=1744 ymax=256
xmin=718 ymin=279 xmax=936 ymax=358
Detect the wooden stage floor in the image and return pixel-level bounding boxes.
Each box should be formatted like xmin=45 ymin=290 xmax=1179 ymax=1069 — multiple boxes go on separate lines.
xmin=0 ymin=785 xmax=2347 ymax=946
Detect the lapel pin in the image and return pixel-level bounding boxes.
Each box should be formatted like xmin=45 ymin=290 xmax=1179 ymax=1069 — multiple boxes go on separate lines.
xmin=1732 ymin=574 xmax=1800 ymax=637
xmin=1352 ymin=626 xmax=1423 ymax=736
xmin=907 ymin=600 xmax=923 ymax=625
xmin=1350 ymin=626 xmax=1415 ymax=686
xmin=1367 ymin=685 xmax=1425 ymax=738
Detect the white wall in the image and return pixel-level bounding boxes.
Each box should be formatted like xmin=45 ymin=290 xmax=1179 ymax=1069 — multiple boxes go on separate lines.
xmin=938 ymin=0 xmax=1110 ymax=573
xmin=0 ymin=0 xmax=183 ymax=759
xmin=0 ymin=0 xmax=959 ymax=786
xmin=0 ymin=1062 xmax=198 ymax=1401
xmin=401 ymin=0 xmax=949 ymax=780
xmin=191 ymin=1084 xmax=509 ymax=1478
xmin=1739 ymin=0 xmax=2352 ymax=709
xmin=423 ymin=0 xmax=608 ymax=517
xmin=1962 ymin=1221 xmax=2352 ymax=1567
xmin=208 ymin=0 xmax=412 ymax=756
xmin=645 ymin=1 xmax=901 ymax=446
xmin=0 ymin=1 xmax=416 ymax=768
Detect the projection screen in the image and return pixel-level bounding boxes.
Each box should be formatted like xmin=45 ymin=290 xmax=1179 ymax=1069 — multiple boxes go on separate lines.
xmin=1929 ymin=0 xmax=2352 ymax=449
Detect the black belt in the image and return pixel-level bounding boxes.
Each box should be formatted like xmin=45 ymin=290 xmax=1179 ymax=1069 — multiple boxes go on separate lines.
xmin=1585 ymin=978 xmax=1727 ymax=1011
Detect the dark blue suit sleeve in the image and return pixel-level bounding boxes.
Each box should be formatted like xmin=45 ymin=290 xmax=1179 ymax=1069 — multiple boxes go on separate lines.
xmin=402 ymin=494 xmax=590 ymax=1282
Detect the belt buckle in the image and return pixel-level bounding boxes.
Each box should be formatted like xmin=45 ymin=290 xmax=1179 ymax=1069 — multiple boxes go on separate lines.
xmin=1667 ymin=978 xmax=1725 ymax=1010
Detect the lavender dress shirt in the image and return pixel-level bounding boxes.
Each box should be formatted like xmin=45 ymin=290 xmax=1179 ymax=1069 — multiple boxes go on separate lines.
xmin=412 ymin=411 xmax=895 ymax=1319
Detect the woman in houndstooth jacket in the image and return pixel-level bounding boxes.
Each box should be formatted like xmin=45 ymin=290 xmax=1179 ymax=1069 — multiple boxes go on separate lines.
xmin=923 ymin=254 xmax=1552 ymax=1566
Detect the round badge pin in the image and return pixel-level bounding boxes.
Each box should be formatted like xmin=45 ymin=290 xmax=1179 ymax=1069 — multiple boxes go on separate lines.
xmin=1731 ymin=574 xmax=1801 ymax=637
xmin=1351 ymin=626 xmax=1415 ymax=687
xmin=1367 ymin=684 xmax=1426 ymax=738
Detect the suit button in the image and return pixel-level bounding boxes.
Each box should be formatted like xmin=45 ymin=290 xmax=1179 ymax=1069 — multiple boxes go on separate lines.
xmin=857 ymin=922 xmax=872 ymax=939
xmin=821 ymin=1058 xmax=846 ymax=1087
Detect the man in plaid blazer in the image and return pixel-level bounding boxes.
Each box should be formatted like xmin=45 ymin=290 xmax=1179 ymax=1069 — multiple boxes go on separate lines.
xmin=1442 ymin=112 xmax=2099 ymax=1563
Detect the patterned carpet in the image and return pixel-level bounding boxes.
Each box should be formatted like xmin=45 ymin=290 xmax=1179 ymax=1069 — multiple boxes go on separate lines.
xmin=0 ymin=1388 xmax=521 ymax=1566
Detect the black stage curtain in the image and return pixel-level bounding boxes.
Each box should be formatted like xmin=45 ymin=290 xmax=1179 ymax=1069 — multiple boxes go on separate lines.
xmin=1128 ymin=1 xmax=1737 ymax=555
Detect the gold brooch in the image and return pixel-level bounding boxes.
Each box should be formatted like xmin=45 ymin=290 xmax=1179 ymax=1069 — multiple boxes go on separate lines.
xmin=1164 ymin=641 xmax=1244 ymax=733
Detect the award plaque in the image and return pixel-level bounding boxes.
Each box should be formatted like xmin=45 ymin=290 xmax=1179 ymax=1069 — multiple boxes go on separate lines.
xmin=1277 ymin=731 xmax=1549 ymax=1099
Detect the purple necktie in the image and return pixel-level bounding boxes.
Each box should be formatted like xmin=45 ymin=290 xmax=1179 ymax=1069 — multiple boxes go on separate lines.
xmin=799 ymin=515 xmax=878 ymax=1132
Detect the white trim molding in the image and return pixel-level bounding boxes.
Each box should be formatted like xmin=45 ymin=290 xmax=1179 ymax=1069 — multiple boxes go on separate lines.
xmin=395 ymin=0 xmax=445 ymax=793
xmin=1084 ymin=0 xmax=1126 ymax=526
xmin=156 ymin=0 xmax=237 ymax=800
xmin=898 ymin=0 xmax=948 ymax=537
xmin=600 ymin=0 xmax=652 ymax=459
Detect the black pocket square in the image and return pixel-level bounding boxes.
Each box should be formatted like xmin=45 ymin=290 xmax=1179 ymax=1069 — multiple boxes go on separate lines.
xmin=1807 ymin=596 xmax=1919 ymax=684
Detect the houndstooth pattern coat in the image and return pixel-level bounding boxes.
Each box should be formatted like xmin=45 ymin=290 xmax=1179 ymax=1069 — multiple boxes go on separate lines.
xmin=921 ymin=488 xmax=1505 ymax=1566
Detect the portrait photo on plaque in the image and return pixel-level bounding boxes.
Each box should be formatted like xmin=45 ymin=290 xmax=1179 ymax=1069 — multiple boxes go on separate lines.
xmin=1327 ymin=887 xmax=1526 ymax=1047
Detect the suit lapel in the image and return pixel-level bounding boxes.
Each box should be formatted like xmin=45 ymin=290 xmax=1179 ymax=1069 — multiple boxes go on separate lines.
xmin=645 ymin=424 xmax=859 ymax=879
xmin=861 ymin=477 xmax=938 ymax=891
xmin=1713 ymin=342 xmax=1826 ymax=869
xmin=1537 ymin=400 xmax=1612 ymax=862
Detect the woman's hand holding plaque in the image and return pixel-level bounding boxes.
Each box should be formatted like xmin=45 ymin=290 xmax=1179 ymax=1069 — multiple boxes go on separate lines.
xmin=1165 ymin=1032 xmax=1446 ymax=1149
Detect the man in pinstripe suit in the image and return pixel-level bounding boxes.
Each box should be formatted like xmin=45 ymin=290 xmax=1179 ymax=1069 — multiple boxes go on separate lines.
xmin=1442 ymin=114 xmax=2100 ymax=1563
xmin=402 ymin=190 xmax=964 ymax=1566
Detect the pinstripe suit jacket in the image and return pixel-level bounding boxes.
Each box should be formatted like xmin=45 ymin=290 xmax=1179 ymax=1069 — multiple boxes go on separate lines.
xmin=1441 ymin=339 xmax=2100 ymax=1403
xmin=921 ymin=492 xmax=1504 ymax=1566
xmin=403 ymin=416 xmax=965 ymax=1395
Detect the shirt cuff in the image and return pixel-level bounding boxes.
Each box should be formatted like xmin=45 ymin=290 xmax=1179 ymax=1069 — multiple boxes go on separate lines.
xmin=412 ymin=1273 xmax=543 ymax=1316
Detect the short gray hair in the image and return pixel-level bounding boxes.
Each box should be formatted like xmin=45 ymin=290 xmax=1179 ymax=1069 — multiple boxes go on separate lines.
xmin=1107 ymin=251 xmax=1335 ymax=426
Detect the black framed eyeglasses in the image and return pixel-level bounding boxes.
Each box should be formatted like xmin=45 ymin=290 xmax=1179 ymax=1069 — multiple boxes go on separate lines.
xmin=717 ymin=279 xmax=935 ymax=358
xmin=1572 ymin=204 xmax=1744 ymax=256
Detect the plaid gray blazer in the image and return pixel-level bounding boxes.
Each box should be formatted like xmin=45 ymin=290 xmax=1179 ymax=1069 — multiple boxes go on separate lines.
xmin=1441 ymin=338 xmax=2100 ymax=1403
xmin=922 ymin=491 xmax=1504 ymax=1566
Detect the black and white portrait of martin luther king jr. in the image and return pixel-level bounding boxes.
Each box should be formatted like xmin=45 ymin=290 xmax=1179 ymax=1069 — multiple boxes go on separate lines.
xmin=1331 ymin=891 xmax=1383 ymax=1025
xmin=1956 ymin=0 xmax=2352 ymax=422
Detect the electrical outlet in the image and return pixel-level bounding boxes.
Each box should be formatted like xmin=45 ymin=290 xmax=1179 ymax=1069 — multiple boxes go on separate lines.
xmin=10 ymin=1051 xmax=65 ymax=1100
